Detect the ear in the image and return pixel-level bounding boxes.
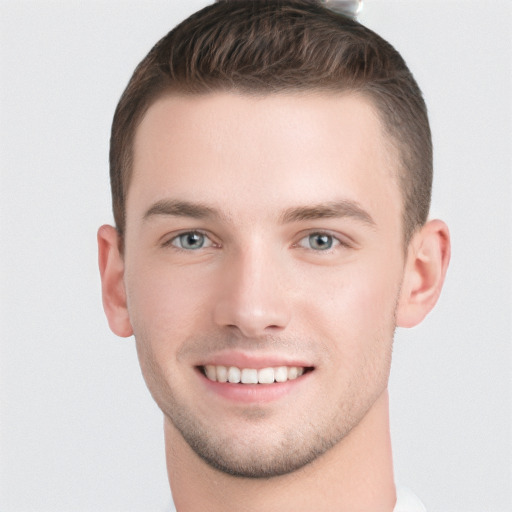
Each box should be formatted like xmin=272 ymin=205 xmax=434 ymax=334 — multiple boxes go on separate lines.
xmin=97 ymin=225 xmax=133 ymax=337
xmin=396 ymin=219 xmax=451 ymax=328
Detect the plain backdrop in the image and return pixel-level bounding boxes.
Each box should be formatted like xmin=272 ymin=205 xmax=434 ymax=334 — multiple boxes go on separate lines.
xmin=1 ymin=1 xmax=511 ymax=511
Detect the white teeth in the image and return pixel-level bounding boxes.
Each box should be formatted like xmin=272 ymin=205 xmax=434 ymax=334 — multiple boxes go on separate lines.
xmin=203 ymin=365 xmax=307 ymax=384
xmin=288 ymin=366 xmax=299 ymax=380
xmin=216 ymin=365 xmax=228 ymax=383
xmin=204 ymin=365 xmax=217 ymax=381
xmin=258 ymin=367 xmax=275 ymax=384
xmin=274 ymin=366 xmax=288 ymax=383
xmin=289 ymin=367 xmax=304 ymax=380
xmin=241 ymin=368 xmax=258 ymax=384
xmin=228 ymin=366 xmax=241 ymax=383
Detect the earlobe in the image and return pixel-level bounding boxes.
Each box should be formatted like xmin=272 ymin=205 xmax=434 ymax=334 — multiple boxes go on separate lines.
xmin=97 ymin=225 xmax=133 ymax=337
xmin=396 ymin=219 xmax=451 ymax=328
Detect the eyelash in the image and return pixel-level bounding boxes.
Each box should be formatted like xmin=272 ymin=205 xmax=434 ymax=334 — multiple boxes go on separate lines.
xmin=162 ymin=230 xmax=349 ymax=254
xmin=162 ymin=230 xmax=217 ymax=251
xmin=294 ymin=231 xmax=349 ymax=253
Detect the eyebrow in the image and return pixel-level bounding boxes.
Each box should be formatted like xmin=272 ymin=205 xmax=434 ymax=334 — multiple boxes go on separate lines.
xmin=143 ymin=199 xmax=222 ymax=221
xmin=143 ymin=198 xmax=375 ymax=227
xmin=279 ymin=200 xmax=376 ymax=227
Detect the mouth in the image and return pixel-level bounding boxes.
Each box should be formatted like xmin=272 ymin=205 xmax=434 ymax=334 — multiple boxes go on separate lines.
xmin=198 ymin=365 xmax=314 ymax=384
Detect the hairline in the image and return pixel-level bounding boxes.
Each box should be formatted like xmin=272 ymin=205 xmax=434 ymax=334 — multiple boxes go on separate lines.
xmin=122 ymin=85 xmax=411 ymax=246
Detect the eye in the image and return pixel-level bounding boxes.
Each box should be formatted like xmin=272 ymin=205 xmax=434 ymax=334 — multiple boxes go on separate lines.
xmin=298 ymin=232 xmax=339 ymax=251
xmin=169 ymin=231 xmax=213 ymax=250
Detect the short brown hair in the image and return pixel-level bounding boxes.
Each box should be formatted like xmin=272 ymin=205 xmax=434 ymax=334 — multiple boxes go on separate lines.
xmin=110 ymin=0 xmax=432 ymax=244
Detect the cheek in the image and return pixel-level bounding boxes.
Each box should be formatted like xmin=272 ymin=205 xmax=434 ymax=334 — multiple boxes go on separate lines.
xmin=125 ymin=262 xmax=218 ymax=404
xmin=351 ymin=270 xmax=401 ymax=329
xmin=124 ymin=261 xmax=215 ymax=353
xmin=299 ymin=260 xmax=402 ymax=356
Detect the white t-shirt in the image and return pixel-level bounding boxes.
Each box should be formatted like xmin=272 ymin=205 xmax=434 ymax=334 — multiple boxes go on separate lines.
xmin=166 ymin=486 xmax=426 ymax=511
xmin=394 ymin=487 xmax=426 ymax=512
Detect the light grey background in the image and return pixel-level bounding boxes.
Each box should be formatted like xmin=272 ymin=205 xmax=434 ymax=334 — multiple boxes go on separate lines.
xmin=1 ymin=1 xmax=510 ymax=511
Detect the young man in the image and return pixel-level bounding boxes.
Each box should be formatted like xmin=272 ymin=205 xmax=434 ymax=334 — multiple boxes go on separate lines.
xmin=98 ymin=1 xmax=450 ymax=510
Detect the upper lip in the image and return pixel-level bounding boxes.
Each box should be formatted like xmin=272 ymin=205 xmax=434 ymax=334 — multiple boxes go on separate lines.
xmin=196 ymin=351 xmax=314 ymax=370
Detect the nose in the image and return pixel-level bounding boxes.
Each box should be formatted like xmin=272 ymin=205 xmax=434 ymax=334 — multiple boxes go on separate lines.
xmin=213 ymin=243 xmax=292 ymax=338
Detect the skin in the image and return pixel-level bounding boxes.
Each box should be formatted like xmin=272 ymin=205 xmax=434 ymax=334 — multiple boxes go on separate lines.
xmin=98 ymin=92 xmax=450 ymax=511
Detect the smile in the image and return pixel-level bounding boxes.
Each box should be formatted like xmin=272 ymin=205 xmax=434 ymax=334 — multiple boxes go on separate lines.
xmin=201 ymin=365 xmax=312 ymax=384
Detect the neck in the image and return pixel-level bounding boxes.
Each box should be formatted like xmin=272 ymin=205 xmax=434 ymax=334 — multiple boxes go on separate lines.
xmin=165 ymin=390 xmax=396 ymax=512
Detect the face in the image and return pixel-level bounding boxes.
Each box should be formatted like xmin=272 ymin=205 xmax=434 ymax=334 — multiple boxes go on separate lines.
xmin=123 ymin=92 xmax=406 ymax=477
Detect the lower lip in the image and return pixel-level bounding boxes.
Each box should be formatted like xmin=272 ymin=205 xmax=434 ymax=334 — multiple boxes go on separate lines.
xmin=197 ymin=369 xmax=313 ymax=404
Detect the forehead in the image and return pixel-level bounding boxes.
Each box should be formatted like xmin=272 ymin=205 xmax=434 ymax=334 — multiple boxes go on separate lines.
xmin=128 ymin=91 xmax=402 ymax=228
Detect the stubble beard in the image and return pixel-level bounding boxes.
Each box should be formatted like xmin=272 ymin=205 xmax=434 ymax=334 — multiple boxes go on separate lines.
xmin=165 ymin=397 xmax=356 ymax=479
xmin=136 ymin=328 xmax=395 ymax=479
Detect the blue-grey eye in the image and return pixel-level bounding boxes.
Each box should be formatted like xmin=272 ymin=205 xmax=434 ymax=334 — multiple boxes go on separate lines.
xmin=299 ymin=233 xmax=336 ymax=251
xmin=309 ymin=233 xmax=333 ymax=250
xmin=172 ymin=232 xmax=209 ymax=250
